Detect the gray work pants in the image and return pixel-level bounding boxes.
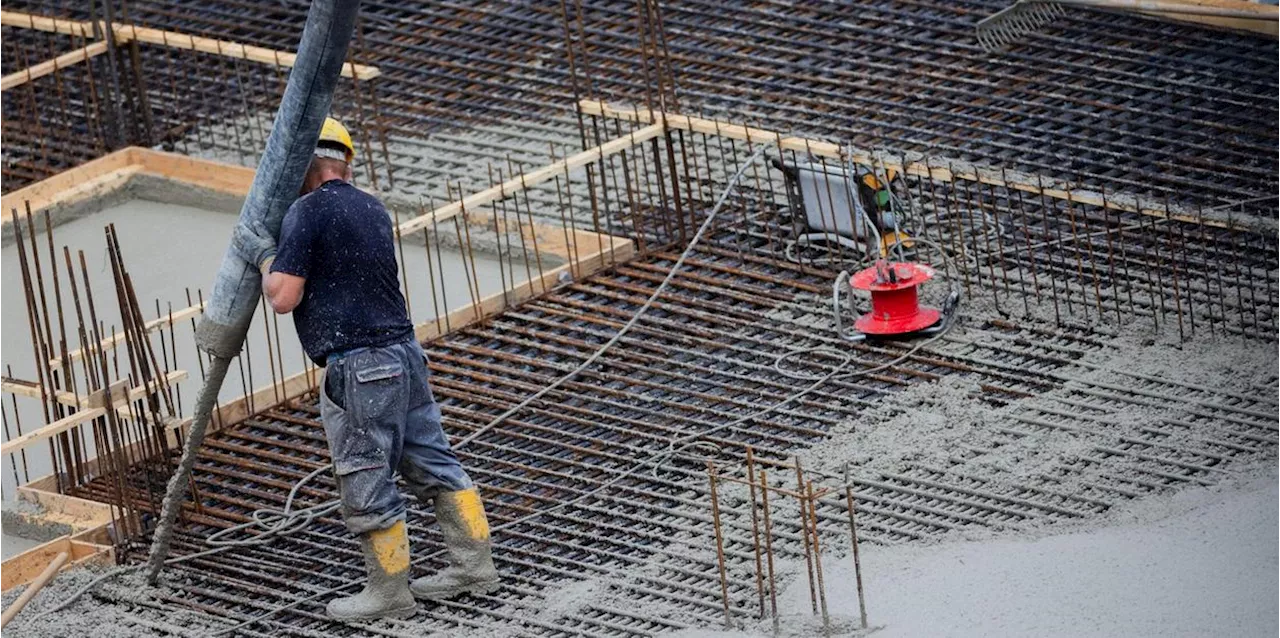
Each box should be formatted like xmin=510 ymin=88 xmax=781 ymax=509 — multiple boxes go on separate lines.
xmin=321 ymin=339 xmax=472 ymax=534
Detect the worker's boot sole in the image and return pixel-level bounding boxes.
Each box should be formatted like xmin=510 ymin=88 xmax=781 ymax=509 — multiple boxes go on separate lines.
xmin=326 ymin=602 xmax=418 ymax=622
xmin=411 ymin=578 xmax=501 ymax=601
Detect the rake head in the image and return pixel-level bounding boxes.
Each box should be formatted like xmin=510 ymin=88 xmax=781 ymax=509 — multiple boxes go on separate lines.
xmin=975 ymin=0 xmax=1067 ymax=51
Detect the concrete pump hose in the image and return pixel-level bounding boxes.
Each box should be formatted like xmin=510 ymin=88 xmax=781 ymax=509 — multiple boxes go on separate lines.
xmin=144 ymin=0 xmax=364 ymax=585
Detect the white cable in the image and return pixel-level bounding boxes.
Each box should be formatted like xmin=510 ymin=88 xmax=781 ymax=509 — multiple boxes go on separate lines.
xmin=453 ymin=145 xmax=774 ymax=450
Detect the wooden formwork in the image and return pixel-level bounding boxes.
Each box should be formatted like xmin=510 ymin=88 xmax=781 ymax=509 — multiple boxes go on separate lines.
xmin=2 ymin=137 xmax=637 ymax=590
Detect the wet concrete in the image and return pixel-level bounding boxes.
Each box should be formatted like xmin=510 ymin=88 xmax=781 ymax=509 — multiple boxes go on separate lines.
xmin=0 ymin=520 xmax=43 ymax=561
xmin=1 ymin=501 xmax=73 ymax=559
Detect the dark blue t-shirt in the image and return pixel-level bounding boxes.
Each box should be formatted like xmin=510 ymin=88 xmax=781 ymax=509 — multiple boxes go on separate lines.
xmin=271 ymin=180 xmax=413 ymax=366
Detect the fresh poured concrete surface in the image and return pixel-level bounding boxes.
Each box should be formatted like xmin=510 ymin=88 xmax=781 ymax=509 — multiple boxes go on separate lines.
xmin=2 ymin=195 xmax=540 ymax=514
xmin=2 ymin=533 xmax=43 ymax=559
xmin=678 ymin=472 xmax=1279 ymax=638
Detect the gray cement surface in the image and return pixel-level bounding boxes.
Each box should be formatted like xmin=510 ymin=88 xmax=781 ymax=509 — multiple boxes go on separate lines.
xmin=676 ymin=472 xmax=1278 ymax=638
xmin=2 ymin=499 xmax=72 ymax=559
xmin=2 ymin=533 xmax=44 ymax=560
xmin=764 ymin=286 xmax=1278 ymax=497
xmin=1 ymin=567 xmax=230 ymax=637
xmin=5 ymin=290 xmax=1276 ymax=636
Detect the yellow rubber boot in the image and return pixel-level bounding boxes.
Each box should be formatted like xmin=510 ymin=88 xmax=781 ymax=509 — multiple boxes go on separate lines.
xmin=327 ymin=521 xmax=417 ymax=620
xmin=410 ymin=488 xmax=500 ymax=600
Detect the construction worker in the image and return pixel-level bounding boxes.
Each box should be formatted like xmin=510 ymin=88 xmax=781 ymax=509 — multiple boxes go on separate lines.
xmin=230 ymin=117 xmax=500 ymax=620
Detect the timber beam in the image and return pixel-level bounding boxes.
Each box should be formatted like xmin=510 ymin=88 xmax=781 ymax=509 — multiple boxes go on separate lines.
xmin=397 ymin=122 xmax=666 ymax=235
xmin=579 ymin=99 xmax=1275 ymax=235
xmin=0 ymin=11 xmax=380 ymax=79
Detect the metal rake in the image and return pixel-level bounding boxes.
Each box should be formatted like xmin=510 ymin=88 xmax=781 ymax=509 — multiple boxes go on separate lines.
xmin=976 ymin=0 xmax=1067 ymax=50
xmin=976 ymin=0 xmax=1277 ymax=51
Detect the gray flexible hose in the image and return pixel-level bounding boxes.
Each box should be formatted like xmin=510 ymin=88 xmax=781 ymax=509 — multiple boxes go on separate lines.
xmin=146 ymin=0 xmax=362 ymax=585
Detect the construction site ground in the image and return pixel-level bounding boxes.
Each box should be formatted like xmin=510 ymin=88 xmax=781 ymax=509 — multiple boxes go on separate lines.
xmin=5 ymin=252 xmax=1277 ymax=636
xmin=675 ymin=471 xmax=1278 ymax=638
xmin=1 ymin=0 xmax=1277 ymax=636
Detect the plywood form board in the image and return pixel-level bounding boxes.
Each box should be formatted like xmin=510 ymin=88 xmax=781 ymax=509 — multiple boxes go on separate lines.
xmin=14 ymin=486 xmax=116 ymax=531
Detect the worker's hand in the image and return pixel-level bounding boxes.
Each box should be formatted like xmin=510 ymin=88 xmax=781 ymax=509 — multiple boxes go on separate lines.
xmin=231 ymin=219 xmax=277 ymax=274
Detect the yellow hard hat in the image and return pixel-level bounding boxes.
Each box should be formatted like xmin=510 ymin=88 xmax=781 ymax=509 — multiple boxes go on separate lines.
xmin=317 ymin=117 xmax=355 ymax=163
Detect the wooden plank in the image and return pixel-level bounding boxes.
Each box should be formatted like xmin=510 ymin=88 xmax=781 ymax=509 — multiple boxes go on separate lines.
xmin=1136 ymin=0 xmax=1278 ymax=35
xmin=0 ymin=538 xmax=71 ymax=592
xmin=0 ymin=378 xmax=40 ymax=399
xmin=133 ymin=148 xmax=255 ymax=196
xmin=83 ymin=379 xmax=130 ymax=409
xmin=0 ymin=40 xmax=110 ymax=91
xmin=0 ymin=11 xmax=380 ymax=78
xmin=0 ymin=409 xmax=106 ymax=456
xmin=580 ymin=100 xmax=1276 ymax=234
xmin=3 ymin=370 xmax=188 ymax=412
xmin=15 ymin=487 xmax=114 ymax=530
xmin=50 ymin=300 xmax=205 ymax=368
xmin=2 ymin=146 xmax=253 ymax=229
xmin=0 ymin=377 xmax=79 ymax=406
xmin=0 ymin=537 xmax=111 ymax=593
xmin=107 ymin=23 xmax=379 ymax=79
xmin=1 ymin=370 xmax=186 ymax=455
xmin=1 ymin=551 xmax=68 ymax=625
xmin=0 ymin=11 xmax=90 ymax=36
xmin=397 ymin=122 xmax=666 ymax=236
xmin=1 ymin=147 xmax=140 ymax=225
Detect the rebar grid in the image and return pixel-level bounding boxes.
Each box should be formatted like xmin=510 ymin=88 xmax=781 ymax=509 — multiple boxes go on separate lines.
xmin=2 ymin=1 xmax=1277 ymax=635
xmin=3 ymin=0 xmax=1277 ymax=215
xmin=7 ymin=83 xmax=1277 ymax=636
xmin=64 ymin=240 xmax=1275 ymax=636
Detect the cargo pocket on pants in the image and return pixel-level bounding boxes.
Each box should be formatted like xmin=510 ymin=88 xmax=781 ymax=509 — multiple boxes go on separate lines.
xmin=350 ymin=353 xmax=405 ymax=424
xmin=321 ymin=376 xmax=388 ymax=514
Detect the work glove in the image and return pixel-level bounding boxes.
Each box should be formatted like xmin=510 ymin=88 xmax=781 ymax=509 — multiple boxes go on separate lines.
xmin=230 ymin=218 xmax=278 ymax=274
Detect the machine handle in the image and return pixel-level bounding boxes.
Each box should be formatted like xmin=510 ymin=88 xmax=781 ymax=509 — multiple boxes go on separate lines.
xmin=832 ymin=271 xmax=865 ymax=342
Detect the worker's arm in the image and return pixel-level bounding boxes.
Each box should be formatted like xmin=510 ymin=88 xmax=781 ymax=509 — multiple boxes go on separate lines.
xmin=261 ymin=202 xmax=319 ymax=315
xmin=260 ymin=261 xmax=306 ymax=314
xmin=231 ymin=215 xmax=309 ymax=314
